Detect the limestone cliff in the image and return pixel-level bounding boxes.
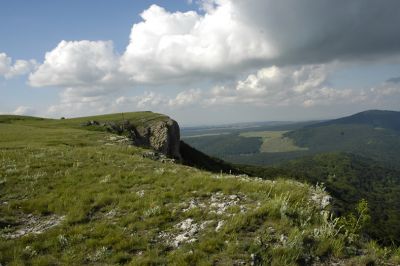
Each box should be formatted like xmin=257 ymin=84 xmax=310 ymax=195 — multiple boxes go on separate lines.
xmin=82 ymin=113 xmax=181 ymax=159
xmin=130 ymin=118 xmax=181 ymax=159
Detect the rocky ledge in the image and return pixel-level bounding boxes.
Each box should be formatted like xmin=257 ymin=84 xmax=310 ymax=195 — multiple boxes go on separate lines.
xmin=83 ymin=117 xmax=181 ymax=159
xmin=131 ymin=118 xmax=181 ymax=159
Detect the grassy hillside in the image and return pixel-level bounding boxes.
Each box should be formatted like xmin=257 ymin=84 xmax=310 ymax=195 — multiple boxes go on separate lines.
xmin=1 ymin=113 xmax=399 ymax=265
xmin=0 ymin=111 xmax=169 ymax=129
xmin=243 ymin=153 xmax=400 ymax=245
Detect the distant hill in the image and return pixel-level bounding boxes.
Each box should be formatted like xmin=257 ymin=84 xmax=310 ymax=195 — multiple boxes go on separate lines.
xmin=184 ymin=110 xmax=400 ymax=167
xmin=307 ymin=110 xmax=400 ymax=131
xmin=285 ymin=110 xmax=400 ymax=167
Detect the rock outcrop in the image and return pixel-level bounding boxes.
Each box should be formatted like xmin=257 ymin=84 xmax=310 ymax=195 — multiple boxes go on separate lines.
xmin=85 ymin=117 xmax=181 ymax=159
xmin=131 ymin=119 xmax=181 ymax=159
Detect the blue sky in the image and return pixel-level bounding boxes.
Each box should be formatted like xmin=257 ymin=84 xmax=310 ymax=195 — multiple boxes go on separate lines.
xmin=0 ymin=0 xmax=192 ymax=116
xmin=1 ymin=0 xmax=400 ymax=125
xmin=0 ymin=0 xmax=193 ymax=58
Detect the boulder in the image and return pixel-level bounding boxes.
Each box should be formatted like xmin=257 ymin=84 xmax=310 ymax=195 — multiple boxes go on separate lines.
xmin=133 ymin=119 xmax=181 ymax=159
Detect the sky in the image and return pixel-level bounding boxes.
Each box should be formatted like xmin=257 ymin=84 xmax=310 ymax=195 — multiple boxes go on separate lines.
xmin=1 ymin=0 xmax=400 ymax=126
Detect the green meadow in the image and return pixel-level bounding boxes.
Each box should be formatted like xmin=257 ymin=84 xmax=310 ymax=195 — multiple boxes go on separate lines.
xmin=240 ymin=131 xmax=308 ymax=153
xmin=1 ymin=113 xmax=399 ymax=265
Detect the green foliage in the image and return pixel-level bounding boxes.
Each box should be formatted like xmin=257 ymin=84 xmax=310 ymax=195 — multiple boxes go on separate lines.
xmin=282 ymin=154 xmax=400 ymax=245
xmin=339 ymin=199 xmax=371 ymax=238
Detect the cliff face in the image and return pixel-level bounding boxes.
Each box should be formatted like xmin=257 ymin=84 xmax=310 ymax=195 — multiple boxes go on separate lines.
xmin=132 ymin=119 xmax=181 ymax=159
xmin=82 ymin=113 xmax=181 ymax=159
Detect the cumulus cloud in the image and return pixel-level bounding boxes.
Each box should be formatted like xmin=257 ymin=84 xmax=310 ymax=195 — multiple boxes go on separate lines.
xmin=119 ymin=3 xmax=274 ymax=83
xmin=27 ymin=0 xmax=400 ymax=119
xmin=115 ymin=89 xmax=202 ymax=110
xmin=122 ymin=90 xmax=202 ymax=109
xmin=30 ymin=0 xmax=400 ymax=89
xmin=168 ymin=89 xmax=202 ymax=107
xmin=370 ymin=81 xmax=400 ymax=98
xmin=47 ymin=92 xmax=115 ymax=118
xmin=46 ymin=87 xmax=204 ymax=118
xmin=29 ymin=40 xmax=119 ymax=88
xmin=208 ymin=65 xmax=331 ymax=106
xmin=12 ymin=106 xmax=36 ymax=116
xmin=0 ymin=53 xmax=37 ymax=79
xmin=43 ymin=62 xmax=400 ymax=118
xmin=206 ymin=64 xmax=375 ymax=107
xmin=111 ymin=64 xmax=363 ymax=110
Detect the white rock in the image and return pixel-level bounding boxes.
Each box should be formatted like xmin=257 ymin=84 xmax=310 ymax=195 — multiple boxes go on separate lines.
xmin=215 ymin=220 xmax=225 ymax=232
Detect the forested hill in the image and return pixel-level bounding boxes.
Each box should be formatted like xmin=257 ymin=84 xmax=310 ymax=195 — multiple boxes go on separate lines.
xmin=307 ymin=110 xmax=400 ymax=131
xmin=285 ymin=110 xmax=400 ymax=168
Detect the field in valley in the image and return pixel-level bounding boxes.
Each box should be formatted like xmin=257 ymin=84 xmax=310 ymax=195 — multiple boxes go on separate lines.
xmin=240 ymin=131 xmax=308 ymax=153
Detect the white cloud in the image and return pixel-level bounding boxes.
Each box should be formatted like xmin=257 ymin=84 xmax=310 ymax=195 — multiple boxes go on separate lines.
xmin=118 ymin=0 xmax=400 ymax=83
xmin=45 ymin=87 xmax=204 ymax=118
xmin=115 ymin=89 xmax=202 ymax=110
xmin=30 ymin=2 xmax=275 ymax=89
xmin=12 ymin=106 xmax=36 ymax=116
xmin=29 ymin=40 xmax=120 ymax=88
xmin=120 ymin=3 xmax=274 ymax=83
xmin=25 ymin=0 xmax=400 ymax=120
xmin=368 ymin=82 xmax=400 ymax=108
xmin=29 ymin=0 xmax=400 ymax=89
xmin=135 ymin=91 xmax=166 ymax=109
xmin=168 ymin=89 xmax=202 ymax=107
xmin=206 ymin=64 xmax=369 ymax=107
xmin=208 ymin=65 xmax=327 ymax=106
xmin=47 ymin=91 xmax=167 ymax=118
xmin=0 ymin=53 xmax=37 ymax=79
xmin=47 ymin=94 xmax=113 ymax=118
xmin=43 ymin=62 xmax=400 ymax=119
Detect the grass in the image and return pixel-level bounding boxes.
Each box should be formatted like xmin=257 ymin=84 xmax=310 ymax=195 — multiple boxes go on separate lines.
xmin=0 ymin=113 xmax=399 ymax=265
xmin=0 ymin=111 xmax=169 ymax=131
xmin=240 ymin=131 xmax=308 ymax=153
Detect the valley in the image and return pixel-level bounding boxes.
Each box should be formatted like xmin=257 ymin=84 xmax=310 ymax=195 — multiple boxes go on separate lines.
xmin=183 ymin=110 xmax=400 ymax=246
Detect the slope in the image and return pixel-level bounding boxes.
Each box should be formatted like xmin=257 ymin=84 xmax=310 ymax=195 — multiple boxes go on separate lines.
xmin=282 ymin=153 xmax=400 ymax=245
xmin=1 ymin=113 xmax=398 ymax=265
